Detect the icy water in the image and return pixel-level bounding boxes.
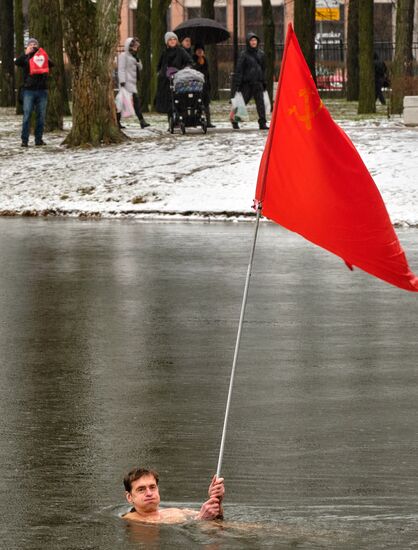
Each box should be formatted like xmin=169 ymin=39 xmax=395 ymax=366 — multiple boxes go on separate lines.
xmin=0 ymin=218 xmax=418 ymax=550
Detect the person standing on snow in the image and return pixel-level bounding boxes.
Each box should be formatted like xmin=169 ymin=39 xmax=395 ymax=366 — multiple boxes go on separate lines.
xmin=155 ymin=32 xmax=192 ymax=116
xmin=193 ymin=44 xmax=215 ymax=128
xmin=14 ymin=38 xmax=54 ymax=147
xmin=232 ymin=32 xmax=268 ymax=130
xmin=374 ymin=52 xmax=388 ymax=106
xmin=181 ymin=36 xmax=193 ymax=57
xmin=117 ymin=37 xmax=150 ymax=129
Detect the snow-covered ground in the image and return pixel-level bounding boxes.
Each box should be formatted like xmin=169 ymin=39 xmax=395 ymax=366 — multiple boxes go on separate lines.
xmin=1 ymin=102 xmax=417 ymax=224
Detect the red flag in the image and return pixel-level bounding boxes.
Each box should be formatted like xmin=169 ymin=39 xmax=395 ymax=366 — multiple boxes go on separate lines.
xmin=256 ymin=24 xmax=418 ymax=292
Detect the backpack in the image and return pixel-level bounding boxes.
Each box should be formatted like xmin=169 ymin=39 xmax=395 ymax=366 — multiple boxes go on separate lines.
xmin=29 ymin=48 xmax=49 ymax=75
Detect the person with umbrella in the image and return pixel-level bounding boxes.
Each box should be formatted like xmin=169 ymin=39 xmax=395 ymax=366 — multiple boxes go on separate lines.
xmin=155 ymin=32 xmax=193 ymax=118
xmin=193 ymin=43 xmax=215 ymax=128
xmin=174 ymin=18 xmax=230 ymax=46
xmin=232 ymin=32 xmax=269 ymax=130
xmin=181 ymin=36 xmax=193 ymax=57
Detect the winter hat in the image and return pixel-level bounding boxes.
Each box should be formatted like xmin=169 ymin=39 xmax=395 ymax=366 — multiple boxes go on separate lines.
xmin=27 ymin=38 xmax=39 ymax=48
xmin=164 ymin=32 xmax=178 ymax=45
xmin=194 ymin=43 xmax=205 ymax=52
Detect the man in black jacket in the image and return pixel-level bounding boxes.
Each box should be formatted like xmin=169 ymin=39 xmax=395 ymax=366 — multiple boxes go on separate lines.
xmin=14 ymin=38 xmax=54 ymax=147
xmin=232 ymin=32 xmax=268 ymax=130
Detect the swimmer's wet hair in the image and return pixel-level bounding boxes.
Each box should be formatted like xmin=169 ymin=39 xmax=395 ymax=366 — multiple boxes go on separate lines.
xmin=123 ymin=468 xmax=159 ymax=492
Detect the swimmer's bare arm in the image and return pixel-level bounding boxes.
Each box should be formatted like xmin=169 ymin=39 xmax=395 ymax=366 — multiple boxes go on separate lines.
xmin=196 ymin=476 xmax=225 ymax=520
xmin=207 ymin=475 xmax=225 ymax=519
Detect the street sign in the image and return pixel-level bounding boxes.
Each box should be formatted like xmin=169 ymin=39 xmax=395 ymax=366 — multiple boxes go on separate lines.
xmin=316 ymin=0 xmax=340 ymax=21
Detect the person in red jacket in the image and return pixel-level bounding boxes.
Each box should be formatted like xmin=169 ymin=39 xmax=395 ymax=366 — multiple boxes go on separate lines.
xmin=14 ymin=38 xmax=54 ymax=147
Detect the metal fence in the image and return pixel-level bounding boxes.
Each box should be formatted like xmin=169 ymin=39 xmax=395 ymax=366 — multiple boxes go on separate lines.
xmin=217 ymin=41 xmax=418 ymax=92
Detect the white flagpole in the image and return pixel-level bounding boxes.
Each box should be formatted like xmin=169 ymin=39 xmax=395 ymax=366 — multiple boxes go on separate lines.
xmin=216 ymin=203 xmax=262 ymax=478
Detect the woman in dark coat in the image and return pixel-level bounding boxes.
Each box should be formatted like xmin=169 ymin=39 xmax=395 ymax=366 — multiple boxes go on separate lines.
xmin=155 ymin=32 xmax=192 ymax=114
xmin=193 ymin=44 xmax=215 ymax=128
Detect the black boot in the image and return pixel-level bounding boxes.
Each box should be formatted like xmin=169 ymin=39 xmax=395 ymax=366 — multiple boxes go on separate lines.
xmin=259 ymin=120 xmax=269 ymax=130
xmin=140 ymin=120 xmax=150 ymax=129
xmin=117 ymin=112 xmax=125 ymax=129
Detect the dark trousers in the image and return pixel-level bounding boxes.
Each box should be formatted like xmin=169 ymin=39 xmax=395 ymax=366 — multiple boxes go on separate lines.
xmin=202 ymin=89 xmax=212 ymax=124
xmin=132 ymin=93 xmax=145 ymax=121
xmin=241 ymin=81 xmax=266 ymax=124
xmin=375 ymin=79 xmax=386 ymax=105
xmin=117 ymin=92 xmax=146 ymax=126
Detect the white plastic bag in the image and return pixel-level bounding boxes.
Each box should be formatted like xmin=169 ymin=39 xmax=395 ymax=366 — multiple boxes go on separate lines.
xmin=115 ymin=87 xmax=135 ymax=118
xmin=230 ymin=92 xmax=249 ymax=122
xmin=263 ymin=90 xmax=271 ymax=114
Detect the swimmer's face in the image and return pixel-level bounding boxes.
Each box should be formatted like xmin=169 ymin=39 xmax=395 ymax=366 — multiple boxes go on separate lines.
xmin=126 ymin=474 xmax=161 ymax=513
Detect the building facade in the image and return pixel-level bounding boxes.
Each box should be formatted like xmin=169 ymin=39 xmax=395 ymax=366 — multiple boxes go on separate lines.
xmin=119 ymin=0 xmax=416 ymax=49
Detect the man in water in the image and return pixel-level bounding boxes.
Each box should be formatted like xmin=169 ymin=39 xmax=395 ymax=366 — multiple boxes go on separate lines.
xmin=123 ymin=467 xmax=224 ymax=523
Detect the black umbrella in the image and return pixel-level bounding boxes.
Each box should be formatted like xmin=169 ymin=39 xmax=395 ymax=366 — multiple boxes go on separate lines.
xmin=174 ymin=18 xmax=230 ymax=45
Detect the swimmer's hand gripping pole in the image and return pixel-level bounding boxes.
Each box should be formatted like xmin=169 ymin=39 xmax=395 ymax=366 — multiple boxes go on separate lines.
xmin=216 ymin=203 xmax=262 ymax=478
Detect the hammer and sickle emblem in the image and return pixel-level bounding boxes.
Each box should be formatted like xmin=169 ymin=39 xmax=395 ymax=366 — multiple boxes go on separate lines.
xmin=288 ymin=88 xmax=323 ymax=130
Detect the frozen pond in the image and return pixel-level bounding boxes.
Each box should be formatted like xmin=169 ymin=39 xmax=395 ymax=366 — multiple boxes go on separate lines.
xmin=0 ymin=218 xmax=418 ymax=549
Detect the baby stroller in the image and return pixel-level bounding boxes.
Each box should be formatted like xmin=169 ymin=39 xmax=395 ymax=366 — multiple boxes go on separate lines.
xmin=168 ymin=67 xmax=207 ymax=134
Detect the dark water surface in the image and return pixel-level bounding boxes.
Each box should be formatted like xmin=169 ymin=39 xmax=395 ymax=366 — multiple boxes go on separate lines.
xmin=0 ymin=218 xmax=417 ymax=549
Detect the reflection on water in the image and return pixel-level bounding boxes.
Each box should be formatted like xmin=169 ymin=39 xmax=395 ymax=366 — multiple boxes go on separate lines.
xmin=0 ymin=219 xmax=417 ymax=549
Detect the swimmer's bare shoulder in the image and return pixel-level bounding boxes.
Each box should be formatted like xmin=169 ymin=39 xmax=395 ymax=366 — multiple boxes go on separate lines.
xmin=123 ymin=507 xmax=199 ymax=524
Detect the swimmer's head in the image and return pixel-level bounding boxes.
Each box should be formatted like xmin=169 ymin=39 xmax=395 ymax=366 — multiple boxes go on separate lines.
xmin=123 ymin=467 xmax=159 ymax=492
xmin=124 ymin=468 xmax=161 ymax=513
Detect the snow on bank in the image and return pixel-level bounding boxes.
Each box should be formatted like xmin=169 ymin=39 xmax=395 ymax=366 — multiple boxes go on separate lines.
xmin=0 ymin=107 xmax=417 ymax=225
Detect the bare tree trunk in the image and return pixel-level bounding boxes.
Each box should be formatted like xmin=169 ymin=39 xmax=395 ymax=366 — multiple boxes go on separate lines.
xmin=60 ymin=0 xmax=124 ymax=147
xmin=137 ymin=0 xmax=151 ymax=112
xmin=294 ymin=0 xmax=316 ymax=81
xmin=262 ymin=0 xmax=275 ymax=102
xmin=358 ymin=0 xmax=375 ymax=114
xmin=346 ymin=0 xmax=359 ymax=101
xmin=29 ymin=0 xmax=69 ymax=130
xmin=14 ymin=0 xmax=25 ymax=114
xmin=201 ymin=0 xmax=219 ymax=100
xmin=391 ymin=0 xmax=416 ymax=114
xmin=150 ymin=0 xmax=170 ymax=106
xmin=0 ymin=0 xmax=15 ymax=106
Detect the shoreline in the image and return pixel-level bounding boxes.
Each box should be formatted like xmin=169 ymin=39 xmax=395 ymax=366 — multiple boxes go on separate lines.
xmin=1 ymin=208 xmax=417 ymax=228
xmin=1 ymin=102 xmax=417 ymax=228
